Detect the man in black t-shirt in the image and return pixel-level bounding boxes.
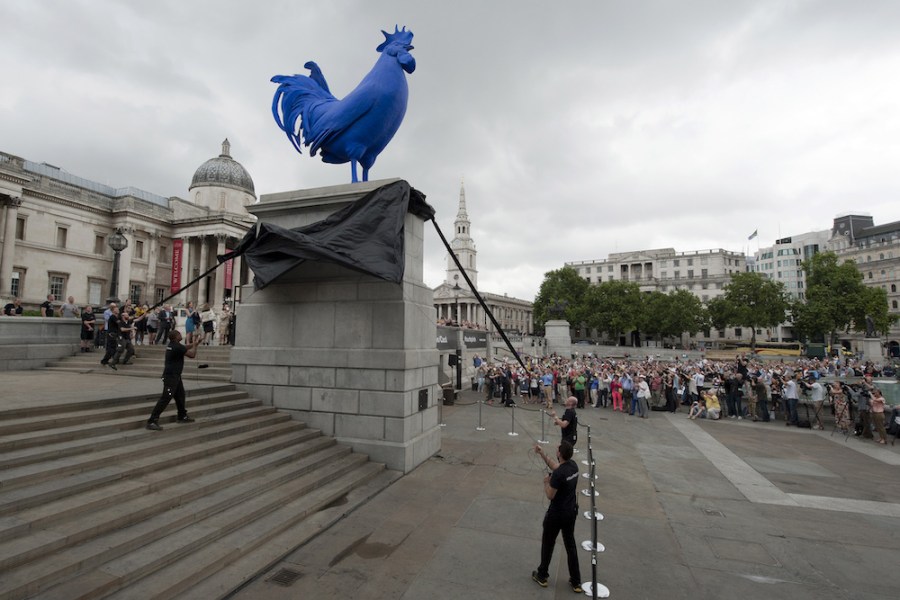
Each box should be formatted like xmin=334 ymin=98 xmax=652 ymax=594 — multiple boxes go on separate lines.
xmin=532 ymin=440 xmax=582 ymax=592
xmin=100 ymin=306 xmax=121 ymax=369
xmin=548 ymin=396 xmax=578 ymax=447
xmin=146 ymin=330 xmax=200 ymax=430
xmin=3 ymin=298 xmax=23 ymax=316
xmin=40 ymin=294 xmax=56 ymax=317
xmin=80 ymin=306 xmax=95 ymax=352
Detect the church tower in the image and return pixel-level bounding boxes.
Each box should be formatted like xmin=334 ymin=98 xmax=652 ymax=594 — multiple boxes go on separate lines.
xmin=446 ymin=181 xmax=478 ymax=290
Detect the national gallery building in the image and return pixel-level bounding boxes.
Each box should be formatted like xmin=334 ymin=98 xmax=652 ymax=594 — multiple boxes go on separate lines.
xmin=0 ymin=140 xmax=256 ymax=311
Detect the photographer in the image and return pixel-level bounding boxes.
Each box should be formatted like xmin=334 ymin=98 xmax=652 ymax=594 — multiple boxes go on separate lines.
xmin=531 ymin=441 xmax=582 ymax=593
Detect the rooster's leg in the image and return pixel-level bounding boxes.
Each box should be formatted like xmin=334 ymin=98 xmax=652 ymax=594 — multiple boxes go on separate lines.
xmin=350 ymin=160 xmax=359 ymax=184
xmin=362 ymin=166 xmax=369 ymax=182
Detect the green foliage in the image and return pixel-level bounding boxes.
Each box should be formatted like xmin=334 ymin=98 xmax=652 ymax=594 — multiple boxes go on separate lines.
xmin=639 ymin=289 xmax=706 ymax=341
xmin=715 ymin=272 xmax=789 ymax=347
xmin=795 ymin=252 xmax=897 ymax=340
xmin=583 ymin=280 xmax=642 ymax=344
xmin=532 ymin=266 xmax=590 ymax=329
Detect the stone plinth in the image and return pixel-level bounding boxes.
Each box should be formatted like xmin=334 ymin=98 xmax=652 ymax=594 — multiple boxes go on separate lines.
xmin=231 ymin=179 xmax=440 ymax=473
xmin=544 ymin=319 xmax=572 ymax=358
xmin=860 ymin=338 xmax=884 ymax=362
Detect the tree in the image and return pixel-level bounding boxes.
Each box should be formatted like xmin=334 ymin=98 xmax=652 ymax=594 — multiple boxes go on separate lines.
xmin=638 ymin=289 xmax=706 ymax=344
xmin=583 ymin=280 xmax=642 ymax=345
xmin=716 ymin=272 xmax=789 ymax=350
xmin=795 ymin=251 xmax=897 ymax=343
xmin=532 ymin=266 xmax=590 ymax=330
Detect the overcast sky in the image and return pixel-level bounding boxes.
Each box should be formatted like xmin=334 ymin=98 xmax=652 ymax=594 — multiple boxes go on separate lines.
xmin=3 ymin=0 xmax=900 ymax=300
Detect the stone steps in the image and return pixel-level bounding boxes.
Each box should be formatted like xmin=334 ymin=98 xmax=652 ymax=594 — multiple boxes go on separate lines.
xmin=0 ymin=384 xmax=397 ymax=599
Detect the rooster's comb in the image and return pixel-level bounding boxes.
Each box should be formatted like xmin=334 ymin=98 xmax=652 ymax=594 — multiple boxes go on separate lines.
xmin=376 ymin=25 xmax=414 ymax=52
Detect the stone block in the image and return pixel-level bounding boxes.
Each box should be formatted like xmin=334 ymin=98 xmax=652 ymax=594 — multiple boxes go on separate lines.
xmin=240 ymin=384 xmax=273 ymax=404
xmin=385 ymin=368 xmax=424 ymax=392
xmin=336 ymin=368 xmax=386 ymax=390
xmin=305 ymin=411 xmax=335 ymax=436
xmin=371 ymin=302 xmax=406 ymax=349
xmin=289 ymin=366 xmax=336 ymax=388
xmin=357 ymin=281 xmax=403 ymax=301
xmin=245 ymin=365 xmax=290 ymax=386
xmin=257 ymin=305 xmax=294 ymax=347
xmin=272 ymin=386 xmax=312 ymax=412
xmin=231 ymin=364 xmax=246 ymax=383
xmin=311 ymin=388 xmax=359 ymax=414
xmin=359 ymin=390 xmax=409 ymax=418
xmin=384 ymin=412 xmax=423 ymax=442
xmin=334 ymin=303 xmax=373 ymax=348
xmin=335 ymin=414 xmax=385 ymax=440
xmin=292 ymin=303 xmax=336 ymax=348
xmin=316 ymin=281 xmax=360 ymax=302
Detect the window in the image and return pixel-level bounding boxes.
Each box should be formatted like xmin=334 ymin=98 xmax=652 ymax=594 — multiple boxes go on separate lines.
xmin=718 ymin=330 xmax=725 ymax=338
xmin=661 ymin=271 xmax=668 ymax=279
xmin=48 ymin=273 xmax=66 ymax=298
xmin=687 ymin=258 xmax=693 ymax=266
xmin=868 ymin=272 xmax=873 ymax=279
xmin=674 ymin=259 xmax=680 ymax=267
xmin=129 ymin=283 xmax=142 ymax=304
xmin=94 ymin=235 xmax=106 ymax=255
xmin=700 ymin=257 xmax=708 ymax=265
xmin=155 ymin=287 xmax=166 ymax=303
xmin=674 ymin=270 xmax=680 ymax=279
xmin=135 ymin=240 xmax=144 ymax=260
xmin=701 ymin=282 xmax=708 ymax=290
xmin=159 ymin=244 xmax=169 ymax=264
xmin=734 ymin=328 xmax=742 ymax=337
xmin=892 ymin=284 xmax=897 ymax=293
xmin=585 ymin=267 xmax=591 ymax=274
xmin=893 ymin=300 xmax=898 ymax=309
xmin=660 ymin=285 xmax=667 ymax=292
xmin=15 ymin=217 xmax=25 ymax=240
xmin=88 ymin=279 xmax=103 ymax=306
xmin=607 ymin=265 xmax=613 ymax=272
xmin=701 ymin=269 xmax=708 ymax=278
xmin=10 ymin=269 xmax=23 ymax=297
xmin=687 ymin=270 xmax=694 ymax=279
xmin=56 ymin=227 xmax=68 ymax=248
xmin=659 ymin=260 xmax=668 ymax=267
xmin=584 ymin=277 xmax=590 ymax=283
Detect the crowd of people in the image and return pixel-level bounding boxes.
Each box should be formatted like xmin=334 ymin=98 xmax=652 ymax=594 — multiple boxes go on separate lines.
xmin=2 ymin=295 xmax=236 ymax=369
xmin=470 ymin=352 xmax=899 ymax=445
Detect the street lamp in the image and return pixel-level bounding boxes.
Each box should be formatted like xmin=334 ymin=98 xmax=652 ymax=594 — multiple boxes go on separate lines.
xmin=452 ymin=283 xmax=462 ymax=390
xmin=106 ymin=228 xmax=129 ymax=304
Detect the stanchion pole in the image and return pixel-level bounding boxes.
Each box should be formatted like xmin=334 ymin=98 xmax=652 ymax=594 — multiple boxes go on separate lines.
xmin=476 ymin=399 xmax=485 ymax=431
xmin=439 ymin=392 xmax=446 ymax=427
xmin=580 ymin=424 xmax=609 ymax=598
xmin=538 ymin=409 xmax=549 ymax=444
xmin=508 ymin=403 xmax=519 ymax=437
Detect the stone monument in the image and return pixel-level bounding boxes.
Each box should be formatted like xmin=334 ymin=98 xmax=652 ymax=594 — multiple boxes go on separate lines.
xmin=230 ymin=179 xmax=440 ymax=473
xmin=543 ymin=301 xmax=572 ymax=358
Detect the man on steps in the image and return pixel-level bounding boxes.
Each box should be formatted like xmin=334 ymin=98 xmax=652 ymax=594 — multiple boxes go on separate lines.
xmin=146 ymin=330 xmax=199 ymax=430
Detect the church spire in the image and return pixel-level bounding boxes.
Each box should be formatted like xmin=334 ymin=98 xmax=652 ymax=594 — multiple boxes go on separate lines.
xmin=446 ymin=180 xmax=478 ymax=289
xmin=454 ymin=180 xmax=471 ymax=240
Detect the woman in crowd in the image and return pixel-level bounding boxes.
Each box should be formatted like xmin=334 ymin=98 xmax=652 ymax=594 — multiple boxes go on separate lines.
xmin=830 ymin=380 xmax=852 ymax=434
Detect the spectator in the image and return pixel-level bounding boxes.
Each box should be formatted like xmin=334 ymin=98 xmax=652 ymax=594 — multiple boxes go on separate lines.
xmin=3 ymin=297 xmax=23 ymax=316
xmin=40 ymin=294 xmax=57 ymax=317
xmin=60 ymin=296 xmax=79 ymax=318
xmin=80 ymin=305 xmax=95 ymax=352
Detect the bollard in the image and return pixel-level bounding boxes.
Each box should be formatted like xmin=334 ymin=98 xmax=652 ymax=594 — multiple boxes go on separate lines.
xmin=538 ymin=410 xmax=549 ymax=444
xmin=476 ymin=399 xmax=485 ymax=431
xmin=508 ymin=403 xmax=518 ymax=437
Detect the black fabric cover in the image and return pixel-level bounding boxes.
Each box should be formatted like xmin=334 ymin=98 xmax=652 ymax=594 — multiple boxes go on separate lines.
xmin=223 ymin=180 xmax=433 ymax=290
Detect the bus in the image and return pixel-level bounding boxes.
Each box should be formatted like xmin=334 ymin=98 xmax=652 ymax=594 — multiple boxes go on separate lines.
xmin=736 ymin=341 xmax=803 ymax=357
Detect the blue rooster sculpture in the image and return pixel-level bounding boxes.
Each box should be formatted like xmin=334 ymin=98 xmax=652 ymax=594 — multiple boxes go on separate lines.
xmin=271 ymin=26 xmax=416 ymax=183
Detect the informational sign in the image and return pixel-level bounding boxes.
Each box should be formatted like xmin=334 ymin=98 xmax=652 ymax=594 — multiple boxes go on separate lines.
xmin=170 ymin=238 xmax=183 ymax=293
xmin=436 ymin=326 xmax=457 ymax=350
xmin=462 ymin=329 xmax=487 ymax=349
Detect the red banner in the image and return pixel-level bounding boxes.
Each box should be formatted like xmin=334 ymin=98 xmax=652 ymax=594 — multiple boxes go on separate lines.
xmin=224 ymin=257 xmax=234 ymax=290
xmin=170 ymin=238 xmax=183 ymax=293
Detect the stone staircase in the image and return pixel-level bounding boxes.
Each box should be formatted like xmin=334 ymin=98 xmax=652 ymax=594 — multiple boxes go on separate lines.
xmin=43 ymin=344 xmax=233 ymax=381
xmin=0 ymin=383 xmax=400 ymax=599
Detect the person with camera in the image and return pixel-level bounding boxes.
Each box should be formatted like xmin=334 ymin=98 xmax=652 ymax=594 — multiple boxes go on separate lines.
xmin=531 ymin=440 xmax=582 ymax=593
xmin=548 ymin=396 xmax=578 ymax=447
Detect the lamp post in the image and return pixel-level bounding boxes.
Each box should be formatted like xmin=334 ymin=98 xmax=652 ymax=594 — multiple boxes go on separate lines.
xmin=452 ymin=283 xmax=462 ymax=390
xmin=106 ymin=228 xmax=129 ymax=304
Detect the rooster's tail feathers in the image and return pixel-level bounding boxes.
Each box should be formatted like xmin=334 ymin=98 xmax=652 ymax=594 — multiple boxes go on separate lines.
xmin=271 ymin=74 xmax=335 ymax=155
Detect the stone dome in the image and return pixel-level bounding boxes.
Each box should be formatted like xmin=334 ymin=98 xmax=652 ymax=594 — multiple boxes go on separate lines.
xmin=189 ymin=139 xmax=255 ymax=196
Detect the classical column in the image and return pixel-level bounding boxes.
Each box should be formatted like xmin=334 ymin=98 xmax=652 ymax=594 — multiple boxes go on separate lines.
xmin=179 ymin=237 xmax=192 ymax=305
xmin=198 ymin=235 xmax=210 ymax=305
xmin=213 ymin=233 xmax=227 ymax=309
xmin=0 ymin=196 xmax=22 ymax=299
xmin=146 ymin=232 xmax=160 ymax=302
